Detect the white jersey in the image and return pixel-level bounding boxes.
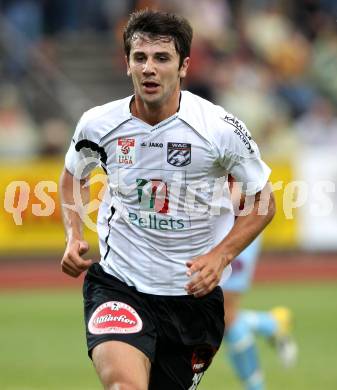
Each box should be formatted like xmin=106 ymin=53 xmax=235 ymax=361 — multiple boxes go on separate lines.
xmin=65 ymin=91 xmax=270 ymax=295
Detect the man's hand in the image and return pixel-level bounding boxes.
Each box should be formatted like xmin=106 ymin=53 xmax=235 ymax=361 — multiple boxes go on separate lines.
xmin=185 ymin=250 xmax=230 ymax=297
xmin=61 ymin=239 xmax=93 ymax=277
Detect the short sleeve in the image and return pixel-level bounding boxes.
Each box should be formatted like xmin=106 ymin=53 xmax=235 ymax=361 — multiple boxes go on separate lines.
xmin=218 ymin=115 xmax=271 ymax=195
xmin=65 ymin=112 xmax=102 ymax=179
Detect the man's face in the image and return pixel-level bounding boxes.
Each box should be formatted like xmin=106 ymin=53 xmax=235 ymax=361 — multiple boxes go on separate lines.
xmin=126 ymin=33 xmax=189 ymax=108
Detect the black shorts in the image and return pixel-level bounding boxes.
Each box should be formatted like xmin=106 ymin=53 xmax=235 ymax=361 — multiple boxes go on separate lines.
xmin=83 ymin=263 xmax=225 ymax=390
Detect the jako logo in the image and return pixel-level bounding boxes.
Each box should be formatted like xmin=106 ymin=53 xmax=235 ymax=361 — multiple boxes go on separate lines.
xmin=149 ymin=142 xmax=163 ymax=148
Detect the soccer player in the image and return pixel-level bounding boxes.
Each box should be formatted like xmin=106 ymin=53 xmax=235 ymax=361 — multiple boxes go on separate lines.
xmin=220 ymin=179 xmax=298 ymax=390
xmin=59 ymin=9 xmax=275 ymax=390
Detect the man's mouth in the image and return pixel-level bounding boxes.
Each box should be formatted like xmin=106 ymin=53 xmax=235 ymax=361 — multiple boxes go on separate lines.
xmin=142 ymin=81 xmax=160 ymax=93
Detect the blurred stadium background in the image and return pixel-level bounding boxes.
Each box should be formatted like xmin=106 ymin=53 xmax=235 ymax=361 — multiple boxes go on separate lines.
xmin=0 ymin=0 xmax=336 ymax=389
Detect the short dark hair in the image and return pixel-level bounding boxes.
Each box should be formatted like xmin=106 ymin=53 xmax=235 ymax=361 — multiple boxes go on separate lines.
xmin=123 ymin=9 xmax=193 ymax=68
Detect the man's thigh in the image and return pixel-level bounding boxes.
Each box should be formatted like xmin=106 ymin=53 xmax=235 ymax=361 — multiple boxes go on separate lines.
xmin=92 ymin=340 xmax=151 ymax=389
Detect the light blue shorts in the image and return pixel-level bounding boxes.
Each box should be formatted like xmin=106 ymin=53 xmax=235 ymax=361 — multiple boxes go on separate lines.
xmin=219 ymin=237 xmax=261 ymax=292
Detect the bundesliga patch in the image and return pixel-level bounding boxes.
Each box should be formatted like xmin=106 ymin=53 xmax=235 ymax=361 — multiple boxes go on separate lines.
xmin=88 ymin=301 xmax=143 ymax=335
xmin=116 ymin=138 xmax=135 ymax=165
xmin=167 ymin=142 xmax=191 ymax=167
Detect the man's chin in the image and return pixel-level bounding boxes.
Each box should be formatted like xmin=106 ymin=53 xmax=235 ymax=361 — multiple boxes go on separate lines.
xmin=141 ymin=94 xmax=163 ymax=107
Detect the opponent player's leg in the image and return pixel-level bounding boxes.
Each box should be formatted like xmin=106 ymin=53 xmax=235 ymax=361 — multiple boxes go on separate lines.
xmin=221 ymin=239 xmax=297 ymax=381
xmin=240 ymin=307 xmax=298 ymax=368
xmin=238 ymin=310 xmax=278 ymax=338
xmin=224 ymin=291 xmax=264 ymax=390
xmin=224 ymin=242 xmax=297 ymax=367
xmin=220 ymin=239 xmax=264 ymax=390
xmin=92 ymin=340 xmax=151 ymax=390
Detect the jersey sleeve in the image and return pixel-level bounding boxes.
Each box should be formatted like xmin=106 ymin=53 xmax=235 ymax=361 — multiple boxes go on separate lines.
xmin=217 ymin=115 xmax=271 ymax=195
xmin=65 ymin=112 xmax=102 ymax=179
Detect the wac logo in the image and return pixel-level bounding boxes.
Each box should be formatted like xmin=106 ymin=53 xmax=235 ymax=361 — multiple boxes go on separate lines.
xmin=136 ymin=179 xmax=169 ymax=214
xmin=167 ymin=142 xmax=191 ymax=167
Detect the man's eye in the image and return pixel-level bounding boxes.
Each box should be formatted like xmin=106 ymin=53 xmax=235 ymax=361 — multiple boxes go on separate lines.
xmin=158 ymin=56 xmax=168 ymax=62
xmin=134 ymin=55 xmax=145 ymax=62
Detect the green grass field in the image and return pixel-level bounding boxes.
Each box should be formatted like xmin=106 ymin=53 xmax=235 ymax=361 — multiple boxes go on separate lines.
xmin=0 ymin=283 xmax=336 ymax=390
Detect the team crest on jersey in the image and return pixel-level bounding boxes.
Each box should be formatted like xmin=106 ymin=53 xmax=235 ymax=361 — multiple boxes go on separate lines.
xmin=116 ymin=138 xmax=135 ymax=165
xmin=167 ymin=142 xmax=191 ymax=167
xmin=88 ymin=301 xmax=143 ymax=335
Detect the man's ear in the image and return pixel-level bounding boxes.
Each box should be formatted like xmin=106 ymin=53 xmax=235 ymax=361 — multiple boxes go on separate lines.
xmin=179 ymin=57 xmax=190 ymax=79
xmin=125 ymin=55 xmax=131 ymax=76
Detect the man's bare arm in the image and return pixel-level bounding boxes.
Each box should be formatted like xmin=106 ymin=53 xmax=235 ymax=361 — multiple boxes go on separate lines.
xmin=185 ymin=181 xmax=276 ymax=297
xmin=59 ymin=168 xmax=93 ymax=277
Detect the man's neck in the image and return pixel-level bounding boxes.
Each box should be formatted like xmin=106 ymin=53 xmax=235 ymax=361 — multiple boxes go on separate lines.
xmin=131 ymin=92 xmax=181 ymax=126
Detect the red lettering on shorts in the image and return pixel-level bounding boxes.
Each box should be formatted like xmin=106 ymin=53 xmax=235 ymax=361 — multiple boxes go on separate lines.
xmin=88 ymin=301 xmax=143 ymax=334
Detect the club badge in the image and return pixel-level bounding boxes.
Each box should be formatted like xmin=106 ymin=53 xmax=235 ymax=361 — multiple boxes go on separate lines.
xmin=167 ymin=142 xmax=191 ymax=167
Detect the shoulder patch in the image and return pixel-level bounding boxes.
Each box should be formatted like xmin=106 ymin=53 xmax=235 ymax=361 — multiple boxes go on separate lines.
xmin=222 ymin=114 xmax=255 ymax=154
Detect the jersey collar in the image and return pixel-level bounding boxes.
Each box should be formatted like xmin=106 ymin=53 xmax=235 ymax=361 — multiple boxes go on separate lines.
xmin=177 ymin=90 xmax=203 ymax=133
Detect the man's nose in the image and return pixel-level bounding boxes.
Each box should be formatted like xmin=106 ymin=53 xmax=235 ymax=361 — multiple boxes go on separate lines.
xmin=142 ymin=58 xmax=156 ymax=74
